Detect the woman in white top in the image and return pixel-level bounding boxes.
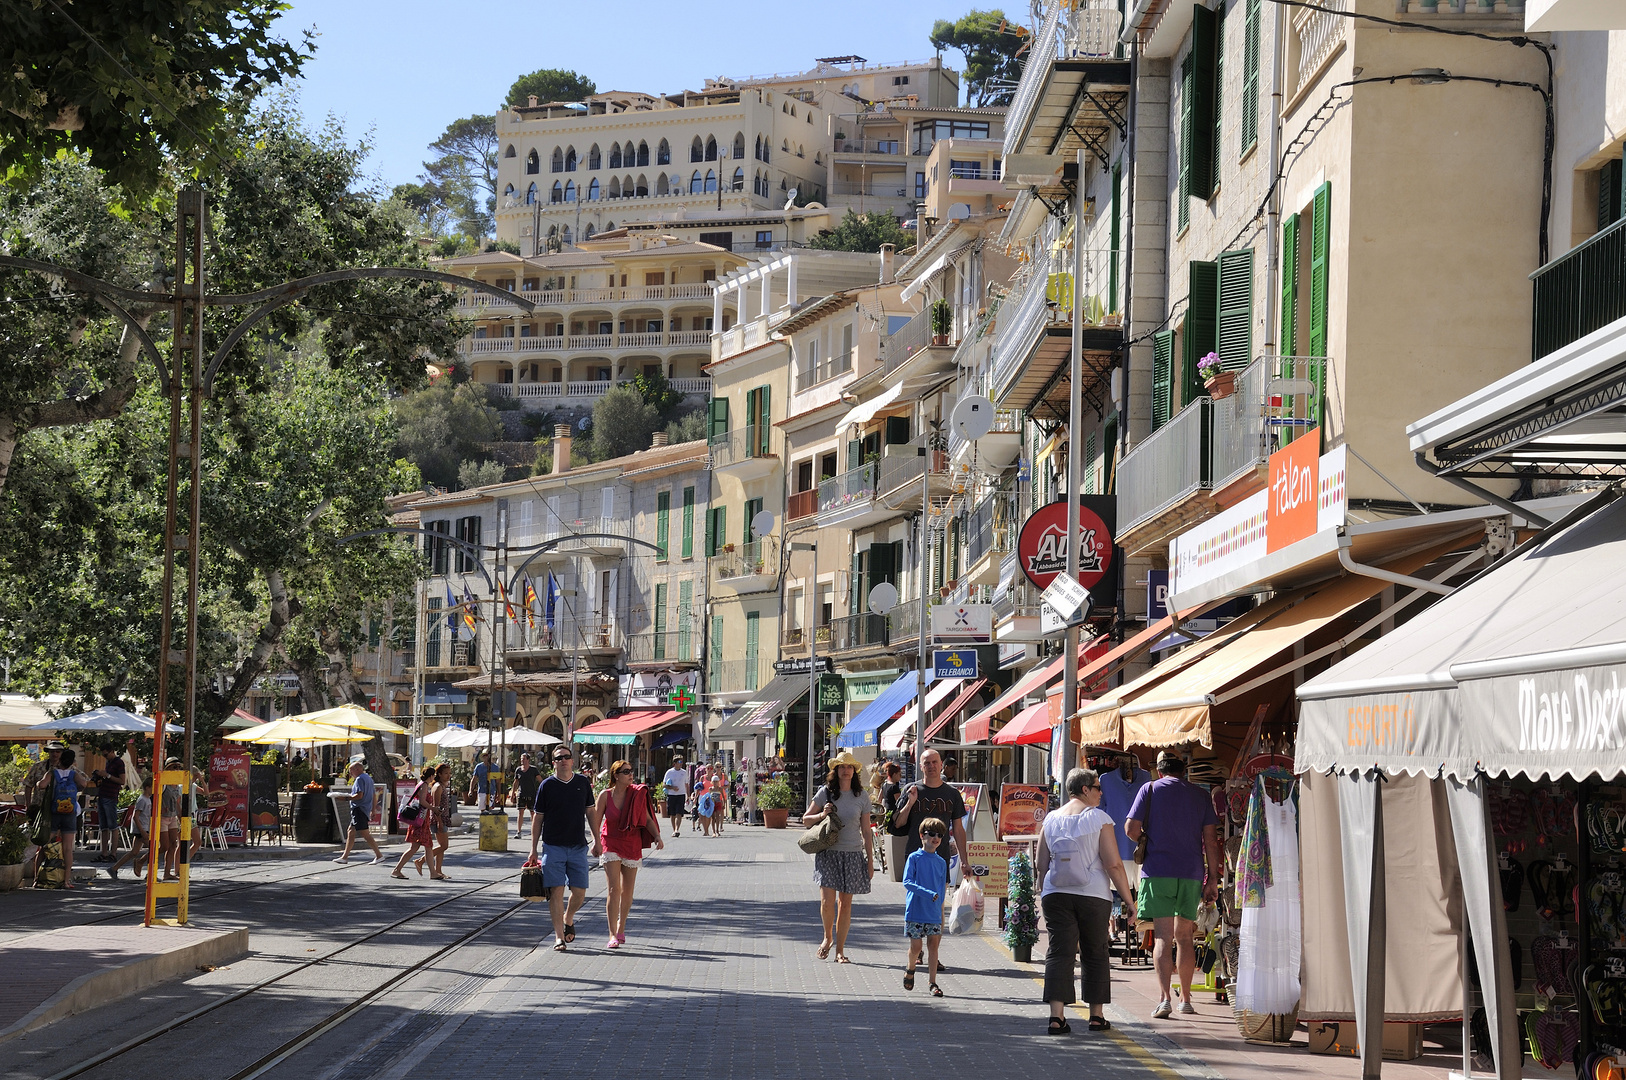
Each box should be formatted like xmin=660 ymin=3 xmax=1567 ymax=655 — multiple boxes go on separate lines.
xmin=1035 ymin=767 xmax=1136 ymax=1035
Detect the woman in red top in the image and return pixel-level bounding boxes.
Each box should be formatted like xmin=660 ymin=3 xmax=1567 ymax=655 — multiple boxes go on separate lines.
xmin=596 ymin=760 xmax=664 ymax=948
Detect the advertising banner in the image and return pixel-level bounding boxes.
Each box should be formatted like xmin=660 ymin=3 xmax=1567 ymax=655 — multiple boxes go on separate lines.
xmin=963 ymin=840 xmax=1014 ymax=898
xmin=930 ymin=604 xmax=993 ymax=643
xmin=207 ymin=747 xmax=251 ymax=845
xmin=1017 ymin=495 xmax=1118 ymax=610
xmin=951 ymin=782 xmax=985 ymax=838
xmin=997 ymin=783 xmax=1050 ymax=838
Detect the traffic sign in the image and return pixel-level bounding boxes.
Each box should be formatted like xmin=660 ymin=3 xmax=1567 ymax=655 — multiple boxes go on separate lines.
xmin=1041 ymin=571 xmax=1090 ymax=620
xmin=933 ymin=649 xmax=978 ymax=679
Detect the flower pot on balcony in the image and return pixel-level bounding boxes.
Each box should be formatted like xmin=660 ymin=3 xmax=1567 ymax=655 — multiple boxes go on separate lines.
xmin=932 ymin=334 xmax=949 ymax=346
xmin=763 ymin=808 xmax=790 ymax=829
xmin=1204 ymin=371 xmax=1237 ymax=400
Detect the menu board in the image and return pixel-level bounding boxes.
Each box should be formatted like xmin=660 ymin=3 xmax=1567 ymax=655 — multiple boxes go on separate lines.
xmin=248 ymin=765 xmax=280 ymax=836
xmin=950 ymin=782 xmax=985 ymax=837
xmin=997 ymin=784 xmax=1049 ymax=838
xmin=208 ymin=747 xmax=251 ymax=845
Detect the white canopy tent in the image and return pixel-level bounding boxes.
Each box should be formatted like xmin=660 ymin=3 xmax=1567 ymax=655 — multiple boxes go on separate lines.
xmin=0 ymin=695 xmax=73 ymax=741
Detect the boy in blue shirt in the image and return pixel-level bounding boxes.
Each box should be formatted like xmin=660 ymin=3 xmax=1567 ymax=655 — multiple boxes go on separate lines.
xmin=902 ymin=816 xmax=949 ymax=997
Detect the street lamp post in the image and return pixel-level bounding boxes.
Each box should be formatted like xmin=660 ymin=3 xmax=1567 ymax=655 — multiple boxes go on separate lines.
xmin=790 ymin=540 xmax=818 ymax=802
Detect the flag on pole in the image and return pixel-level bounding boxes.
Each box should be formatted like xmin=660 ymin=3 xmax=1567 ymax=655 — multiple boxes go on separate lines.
xmin=497 ymin=579 xmax=517 ymax=622
xmin=522 ymin=575 xmax=540 ymax=630
xmin=444 ymin=585 xmax=458 ymax=635
xmin=461 ymin=585 xmax=480 ymax=631
xmin=545 ymin=571 xmax=558 ymax=633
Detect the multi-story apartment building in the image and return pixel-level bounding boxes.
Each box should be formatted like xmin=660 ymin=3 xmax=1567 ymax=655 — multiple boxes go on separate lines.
xmin=827 ymin=104 xmax=1006 ymax=222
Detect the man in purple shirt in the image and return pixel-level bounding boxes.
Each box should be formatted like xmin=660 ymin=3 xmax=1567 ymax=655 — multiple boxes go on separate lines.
xmin=1126 ymin=751 xmax=1221 ymax=1020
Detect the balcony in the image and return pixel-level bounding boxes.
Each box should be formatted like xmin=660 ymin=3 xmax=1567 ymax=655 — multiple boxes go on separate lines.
xmin=817 ymin=462 xmax=893 ymax=530
xmin=833 ymin=138 xmax=903 ymax=156
xmin=796 ymin=349 xmax=854 ymax=391
xmin=1210 ymin=355 xmax=1326 ymax=493
xmin=1117 ymin=399 xmax=1213 ymax=548
xmin=626 ymin=627 xmax=700 ymax=666
xmin=948 ymin=399 xmax=1023 ymax=473
xmin=828 ymin=613 xmax=890 ymax=655
xmin=875 ymin=449 xmax=950 ymax=510
xmin=1532 ymin=215 xmax=1626 ymax=361
xmin=709 ymin=425 xmax=780 ymax=479
xmin=989 ymin=248 xmax=1125 ymax=413
xmin=993 ymin=571 xmax=1046 ymax=643
xmin=1003 ymin=2 xmax=1128 ymax=161
xmin=887 ymin=599 xmax=924 ymax=647
xmin=712 ymin=655 xmax=766 ymax=695
xmin=963 ymin=487 xmax=1020 ymax=586
xmin=710 ymin=537 xmax=780 ymax=594
xmin=461 ymin=331 xmax=722 ymax=356
xmin=544 ymin=516 xmax=628 ymax=557
xmin=421 ymin=638 xmax=477 ymax=670
xmin=454 ymin=282 xmax=716 ymax=311
xmin=781 ymin=623 xmax=833 ymax=649
xmin=787 ymin=488 xmax=819 ymax=522
xmin=829 ymin=180 xmax=911 ymax=198
xmin=714 ymin=317 xmax=770 ymax=361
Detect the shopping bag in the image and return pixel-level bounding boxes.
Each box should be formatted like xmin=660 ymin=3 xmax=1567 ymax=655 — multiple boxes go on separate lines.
xmin=519 ymin=858 xmax=546 ymax=901
xmin=948 ymin=877 xmax=984 ymax=934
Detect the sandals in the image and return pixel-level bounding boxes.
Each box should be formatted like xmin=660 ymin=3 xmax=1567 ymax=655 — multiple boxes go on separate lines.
xmin=836 ymin=955 xmax=852 ymax=964
xmin=431 ymin=874 xmax=450 ymax=881
xmin=553 ymin=940 xmax=567 ymax=953
xmin=1089 ymin=1016 xmax=1111 ymax=1031
xmin=563 ymin=924 xmax=576 ymax=943
xmin=816 ymin=943 xmax=832 ymax=960
xmin=930 ymin=983 xmax=944 ymax=997
xmin=1048 ymin=1017 xmax=1072 ymax=1035
xmin=903 ymin=970 xmax=916 ymax=991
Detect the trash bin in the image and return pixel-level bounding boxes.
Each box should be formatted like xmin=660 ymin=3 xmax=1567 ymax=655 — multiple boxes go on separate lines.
xmin=292 ymin=791 xmax=330 ymax=844
xmin=478 ymin=810 xmax=509 ymax=852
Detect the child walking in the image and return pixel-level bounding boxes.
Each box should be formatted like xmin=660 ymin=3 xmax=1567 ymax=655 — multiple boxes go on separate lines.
xmin=902 ymin=817 xmax=950 ymax=997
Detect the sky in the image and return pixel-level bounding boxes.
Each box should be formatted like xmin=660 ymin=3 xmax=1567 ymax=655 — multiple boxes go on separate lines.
xmin=277 ymin=1 xmax=963 ymax=193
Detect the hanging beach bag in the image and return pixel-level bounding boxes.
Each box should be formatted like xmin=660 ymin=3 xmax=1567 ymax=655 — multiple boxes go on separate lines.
xmin=519 ymin=857 xmax=546 ymax=901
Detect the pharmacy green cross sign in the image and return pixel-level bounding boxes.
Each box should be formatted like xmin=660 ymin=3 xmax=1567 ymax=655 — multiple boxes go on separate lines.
xmin=667 ymin=686 xmax=696 ymax=712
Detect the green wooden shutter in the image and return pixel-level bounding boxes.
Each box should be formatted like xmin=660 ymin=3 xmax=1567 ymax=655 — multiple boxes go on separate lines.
xmin=1210 ymin=1 xmax=1224 ymax=190
xmin=656 ymin=490 xmax=670 ymax=560
xmin=1110 ymin=164 xmax=1122 ymax=313
xmin=1178 ymin=54 xmax=1193 ymax=231
xmin=1281 ymin=215 xmax=1299 ymax=357
xmin=743 ymin=388 xmax=757 ymax=457
xmin=653 ymin=583 xmax=668 ymax=659
xmin=850 ymin=551 xmax=863 ymax=615
xmin=681 ymin=486 xmax=694 ymax=558
xmin=368 ymin=617 xmax=380 ymax=648
xmin=869 ymin=542 xmax=895 ymax=587
xmin=1184 ymin=260 xmax=1219 ymax=404
xmin=707 ymin=397 xmax=729 ymax=443
xmin=1152 ymin=330 xmax=1175 ymax=431
xmin=1309 ymin=182 xmax=1331 ymax=359
xmin=678 ymin=580 xmax=693 ymax=660
xmin=1216 ymin=248 xmax=1254 ymax=370
xmin=1189 ymin=4 xmax=1217 ymax=201
xmin=709 ymin=615 xmax=723 ymax=681
xmin=744 ymin=611 xmax=760 ymax=691
xmin=1601 ymin=157 xmax=1623 ymax=231
xmin=706 ymin=506 xmax=726 ymax=557
xmin=756 ymin=384 xmax=772 ymax=455
xmin=885 ymin=415 xmax=910 ymax=444
xmin=1103 ymin=416 xmax=1118 ymax=493
xmin=846 ymin=439 xmax=864 ymax=471
xmin=1241 ymin=0 xmax=1261 ymax=154
xmin=744 ymin=497 xmax=763 ymax=543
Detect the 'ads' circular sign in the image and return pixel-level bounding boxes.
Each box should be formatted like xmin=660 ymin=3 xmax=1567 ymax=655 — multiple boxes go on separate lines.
xmin=1017 ymin=502 xmax=1114 ymax=591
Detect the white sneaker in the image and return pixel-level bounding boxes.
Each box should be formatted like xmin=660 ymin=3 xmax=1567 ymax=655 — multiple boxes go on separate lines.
xmin=332 ymin=856 xmax=350 ymax=864
xmin=1177 ymin=1001 xmax=1197 ymax=1015
xmin=1152 ymin=1000 xmax=1173 ymax=1019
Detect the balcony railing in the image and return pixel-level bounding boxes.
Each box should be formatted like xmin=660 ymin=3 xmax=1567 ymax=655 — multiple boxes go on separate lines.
xmin=710 ymin=425 xmax=778 ymax=469
xmin=782 ymin=624 xmax=834 ymax=648
xmin=715 ymin=317 xmax=768 ymax=359
xmin=463 ymin=331 xmax=720 ymax=354
xmin=1117 ymin=399 xmax=1212 ymax=535
xmin=456 ymin=282 xmax=718 ymax=310
xmin=509 ymin=377 xmax=710 ymax=401
xmin=1532 ymin=215 xmax=1626 ymax=361
xmin=712 ymin=655 xmax=764 ymax=694
xmin=711 ymin=537 xmax=780 ymax=584
xmin=882 ymin=306 xmax=941 ymax=374
xmin=830 ymin=181 xmax=912 ymax=198
xmin=422 ymin=638 xmax=475 ymax=669
xmin=796 ymin=349 xmax=854 ymax=390
xmin=626 ymin=628 xmax=699 ymax=664
xmin=965 ymin=491 xmax=999 ymax=567
xmin=948 ymin=401 xmax=1020 ymax=460
xmin=788 ymin=489 xmax=818 ymax=521
xmin=833 ymin=138 xmax=903 ymax=155
xmin=875 ymin=450 xmax=948 ymax=495
xmin=888 ymin=599 xmax=924 ymax=642
xmin=818 ymin=462 xmax=877 ymax=514
xmin=829 ymin=612 xmax=889 ymax=653
xmin=1004 ymin=3 xmax=1123 ymax=156
xmin=1210 ymin=356 xmax=1326 ymax=490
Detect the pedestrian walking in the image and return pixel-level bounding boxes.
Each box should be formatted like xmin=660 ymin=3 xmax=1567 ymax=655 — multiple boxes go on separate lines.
xmin=92 ymin=753 xmax=125 ymax=862
xmin=513 ymin=754 xmax=541 ymax=838
xmin=105 ymin=777 xmax=151 ymax=881
xmin=390 ymin=766 xmax=438 ymax=879
xmin=36 ymin=748 xmax=92 ymax=888
xmin=893 ymin=749 xmax=972 ymax=881
xmin=595 ymin=759 xmax=663 ymax=948
xmin=1036 ymin=767 xmax=1137 ymax=1035
xmin=707 ymin=765 xmax=727 ymax=835
xmin=902 ymin=817 xmax=949 ymax=996
xmin=661 ymin=756 xmax=689 ymax=837
xmin=527 ymin=745 xmax=601 ymax=952
xmin=472 ymin=751 xmax=495 ymax=813
xmin=804 ymin=749 xmax=873 ymax=963
xmin=333 ymin=761 xmax=385 ymax=864
xmin=187 ymin=763 xmax=210 ymax=862
xmin=430 ymin=761 xmax=453 ymax=880
xmin=1125 ymin=750 xmax=1222 ymax=1019
xmin=157 ymin=759 xmax=184 ymax=881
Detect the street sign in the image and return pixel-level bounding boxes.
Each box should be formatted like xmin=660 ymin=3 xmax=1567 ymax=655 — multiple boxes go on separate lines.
xmin=816 ymin=674 xmax=846 ymax=711
xmin=933 ymin=649 xmax=978 ymax=679
xmin=1041 ymin=572 xmax=1089 ymax=620
xmin=1041 ymin=601 xmax=1089 ymax=635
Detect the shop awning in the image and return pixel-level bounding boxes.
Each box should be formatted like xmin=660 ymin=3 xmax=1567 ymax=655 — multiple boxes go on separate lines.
xmin=573 ymin=709 xmax=687 ymax=744
xmin=732 ymin=674 xmax=810 ymax=728
xmin=877 ymin=675 xmax=969 ymax=750
xmin=709 ymin=720 xmax=771 ymax=741
xmin=836 ymin=672 xmax=920 ymax=748
xmin=654 ymin=728 xmax=693 ymax=748
xmin=898 ymin=242 xmax=972 ymax=303
xmin=961 ymin=653 xmax=1071 ymax=744
xmin=1298 ymin=493 xmax=1626 ymax=783
xmin=919 ymin=677 xmax=989 ymax=744
xmin=992 ymin=700 xmax=1054 ymax=745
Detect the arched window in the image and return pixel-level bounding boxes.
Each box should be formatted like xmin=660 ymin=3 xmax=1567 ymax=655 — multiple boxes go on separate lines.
xmin=705 ymin=135 xmax=717 ymax=161
xmin=781 ymin=102 xmax=788 ymax=113
xmin=588 ymin=178 xmax=600 ymax=200
xmin=762 ymin=141 xmax=770 ymax=163
xmin=655 ymin=173 xmax=669 ymax=195
xmin=790 ymin=105 xmax=797 ymax=117
xmin=526 ymin=149 xmax=540 ymax=174
xmin=548 ymin=181 xmax=560 ymax=203
xmin=503 ymin=183 xmax=515 ymax=199
xmin=527 ymin=182 xmax=539 ymax=204
xmin=564 ymin=180 xmax=575 ymax=202
xmin=814 ymin=151 xmax=822 ymax=165
xmin=690 ymin=171 xmax=703 ymax=194
xmin=733 ymin=132 xmax=745 ymax=160
xmin=690 ymin=136 xmax=703 ymax=162
xmin=608 ymin=177 xmax=621 ymax=198
xmin=635 ymin=174 xmax=648 ymax=196
xmin=588 ymin=144 xmax=601 ymax=170
xmin=657 ymin=139 xmax=670 ymax=165
xmin=637 ymin=141 xmax=649 ymax=166
xmin=732 ymin=167 xmax=744 ymax=191
xmin=781 ymin=139 xmax=789 ymax=153
xmin=623 ymin=174 xmax=634 ymax=197
xmin=704 ymin=169 xmax=716 ymax=193
xmin=584 ymin=224 xmax=596 ymax=240
xmin=609 ymin=144 xmax=622 ymax=169
xmin=550 ymin=148 xmax=562 ymax=173
xmin=754 ymin=134 xmax=762 ymax=161
xmin=504 ymin=144 xmax=516 ymax=158
xmin=605 ymin=221 xmax=614 ymax=230
xmin=561 ymin=225 xmax=572 ymax=245
xmin=671 ymin=173 xmax=684 ymax=193
xmin=564 ymin=146 xmax=577 ymax=171
xmin=547 ymin=224 xmax=557 ymax=239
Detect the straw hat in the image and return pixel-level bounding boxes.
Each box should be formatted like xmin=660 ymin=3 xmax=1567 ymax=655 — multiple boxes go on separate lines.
xmin=828 ymin=750 xmax=863 ymax=770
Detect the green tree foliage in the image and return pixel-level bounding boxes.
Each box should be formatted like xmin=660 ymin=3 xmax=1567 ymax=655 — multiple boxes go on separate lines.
xmin=0 ymin=0 xmax=312 ymax=195
xmin=590 ymin=385 xmax=660 ymax=461
xmin=930 ymin=10 xmax=1026 ymax=107
xmin=392 ymin=379 xmax=505 ymax=490
xmin=457 ymin=459 xmax=506 ymax=489
xmin=419 ymin=114 xmax=496 ymax=238
xmin=507 ymin=69 xmax=596 ymax=107
xmin=629 ymin=370 xmax=682 ymax=419
xmin=807 ymin=210 xmax=913 ymax=253
xmin=664 ymin=409 xmax=707 ymax=445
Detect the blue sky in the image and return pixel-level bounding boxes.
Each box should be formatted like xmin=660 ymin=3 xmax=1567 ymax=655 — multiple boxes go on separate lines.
xmin=277 ymin=1 xmax=961 ymax=192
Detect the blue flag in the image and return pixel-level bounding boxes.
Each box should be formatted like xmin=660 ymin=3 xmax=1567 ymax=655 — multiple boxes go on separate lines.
xmin=444 ymin=585 xmax=458 ymax=635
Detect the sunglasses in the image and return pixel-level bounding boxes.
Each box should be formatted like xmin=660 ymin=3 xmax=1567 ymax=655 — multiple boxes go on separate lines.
xmin=615 ymin=768 xmax=632 ymax=776
xmin=921 ymin=832 xmax=944 ymax=840
xmin=553 ymin=754 xmax=573 ymax=762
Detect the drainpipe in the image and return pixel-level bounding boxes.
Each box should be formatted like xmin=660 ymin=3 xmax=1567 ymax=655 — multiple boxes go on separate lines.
xmin=1261 ymin=0 xmax=1288 ymax=359
xmin=1120 ymin=38 xmax=1138 ymax=461
xmin=1336 ymin=532 xmax=1453 ymax=595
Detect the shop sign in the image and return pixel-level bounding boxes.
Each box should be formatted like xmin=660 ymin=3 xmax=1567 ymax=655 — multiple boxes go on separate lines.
xmin=207 ymin=747 xmax=251 ymax=845
xmin=774 ymin=656 xmax=834 ymax=675
xmin=930 ymin=603 xmax=993 ymax=643
xmin=248 ymin=764 xmax=279 ymax=836
xmin=1017 ymin=496 xmax=1118 ymax=611
xmin=933 ymin=649 xmax=978 ymax=679
xmin=816 ymin=674 xmax=845 ymax=712
xmin=963 ymin=841 xmax=1014 ymax=898
xmin=1169 ymin=441 xmax=1346 ymax=600
xmin=1147 ymin=569 xmax=1169 ymax=620
xmin=622 ymin=671 xmax=699 ymax=706
xmin=997 ymin=783 xmax=1049 ymax=838
xmin=844 ymin=673 xmax=898 ymax=701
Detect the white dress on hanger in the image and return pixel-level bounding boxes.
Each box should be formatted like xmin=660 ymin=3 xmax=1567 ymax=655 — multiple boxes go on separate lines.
xmin=1236 ymin=784 xmax=1302 ymax=1015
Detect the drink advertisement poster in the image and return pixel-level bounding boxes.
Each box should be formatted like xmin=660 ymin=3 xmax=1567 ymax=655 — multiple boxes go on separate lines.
xmin=998 ymin=784 xmax=1049 ymax=838
xmin=207 ymin=747 xmax=251 ymax=845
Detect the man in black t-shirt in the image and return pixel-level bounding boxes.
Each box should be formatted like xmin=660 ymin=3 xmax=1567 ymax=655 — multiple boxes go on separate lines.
xmin=513 ymin=754 xmax=542 ymax=838
xmin=896 ymin=749 xmax=971 ymax=880
xmin=528 ymin=745 xmax=601 ymax=951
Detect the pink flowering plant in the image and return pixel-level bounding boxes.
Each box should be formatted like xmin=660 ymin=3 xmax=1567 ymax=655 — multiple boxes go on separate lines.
xmin=1198 ymin=351 xmax=1224 ymax=380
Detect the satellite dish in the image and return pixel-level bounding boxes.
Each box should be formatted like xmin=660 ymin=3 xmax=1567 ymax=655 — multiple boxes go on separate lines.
xmin=948 ymin=203 xmax=972 ymax=221
xmin=951 ymin=395 xmax=995 ymax=442
xmin=577 ymin=416 xmax=591 ymax=431
xmin=783 ymin=188 xmax=799 ymax=210
xmin=751 ymin=509 xmax=776 ymax=538
xmin=868 ymin=581 xmax=898 ymax=615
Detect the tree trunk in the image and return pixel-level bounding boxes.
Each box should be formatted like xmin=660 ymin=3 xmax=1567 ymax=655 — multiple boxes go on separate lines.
xmin=205 ymin=568 xmax=296 ymax=725
xmin=320 ymin=622 xmax=400 ymax=827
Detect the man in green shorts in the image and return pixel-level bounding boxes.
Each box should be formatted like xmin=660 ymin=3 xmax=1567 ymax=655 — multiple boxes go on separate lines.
xmin=1125 ymin=751 xmax=1221 ymax=1020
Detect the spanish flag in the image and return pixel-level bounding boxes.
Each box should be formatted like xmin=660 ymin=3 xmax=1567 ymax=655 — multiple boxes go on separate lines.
xmin=461 ymin=586 xmax=480 ymax=631
xmin=497 ymin=579 xmax=517 ymax=622
xmin=522 ymin=575 xmax=540 ymax=630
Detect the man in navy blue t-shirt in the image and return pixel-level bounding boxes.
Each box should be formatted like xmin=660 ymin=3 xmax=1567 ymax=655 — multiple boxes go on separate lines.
xmin=528 ymin=745 xmax=601 ymax=951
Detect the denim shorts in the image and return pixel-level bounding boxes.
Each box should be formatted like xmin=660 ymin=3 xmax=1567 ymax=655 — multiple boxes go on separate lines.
xmin=51 ymin=811 xmax=78 ymax=834
xmin=98 ymin=797 xmax=119 ymax=831
xmin=541 ymin=843 xmax=590 ymax=890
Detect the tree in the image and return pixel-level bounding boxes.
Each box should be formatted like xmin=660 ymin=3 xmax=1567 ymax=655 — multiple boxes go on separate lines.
xmin=421 ymin=115 xmax=496 ymax=238
xmin=0 ymin=0 xmax=312 ymax=195
xmin=590 ymin=385 xmax=660 ymax=461
xmin=392 ymin=380 xmax=506 ymax=490
xmin=507 ymin=69 xmax=596 ymax=107
xmin=930 ymin=10 xmax=1026 ymax=108
xmin=807 ymin=210 xmax=913 ymax=253
xmin=664 ymin=409 xmax=707 ymax=445
xmin=629 ymin=370 xmax=682 ymax=419
xmin=457 ymin=459 xmax=506 ymax=489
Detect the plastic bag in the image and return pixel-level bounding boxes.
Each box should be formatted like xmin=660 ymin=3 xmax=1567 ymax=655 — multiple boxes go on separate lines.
xmin=948 ymin=877 xmax=984 ymax=935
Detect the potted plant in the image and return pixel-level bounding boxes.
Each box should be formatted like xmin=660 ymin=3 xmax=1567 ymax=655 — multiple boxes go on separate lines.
xmin=1004 ymin=849 xmax=1039 ymax=962
xmin=1199 ymin=351 xmax=1235 ymax=399
xmin=930 ymin=298 xmax=952 ymax=346
xmin=756 ymin=773 xmax=795 ymax=829
xmin=0 ymin=816 xmax=28 ymax=890
xmin=722 ymin=542 xmax=735 ymax=553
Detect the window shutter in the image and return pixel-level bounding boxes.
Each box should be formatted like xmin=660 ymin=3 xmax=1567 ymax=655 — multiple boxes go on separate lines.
xmin=707 ymin=397 xmax=728 ymax=443
xmin=744 ymin=497 xmax=763 ymax=544
xmin=885 ymin=415 xmax=910 ymax=444
xmin=743 ymin=388 xmax=758 ymax=457
xmin=656 ymin=490 xmax=670 ymax=560
xmin=1210 ymin=1 xmax=1224 ymax=189
xmin=1241 ymin=0 xmax=1261 ymax=153
xmin=1309 ymin=182 xmax=1331 ymax=359
xmin=1189 ymin=4 xmax=1218 ymax=200
xmin=653 ymin=583 xmax=668 ymax=659
xmin=1178 ymin=54 xmax=1193 ymax=231
xmin=678 ymin=580 xmax=693 ymax=660
xmin=756 ymin=384 xmax=772 ymax=455
xmin=1084 ymin=432 xmax=1098 ymax=495
xmin=709 ymin=615 xmax=723 ymax=681
xmin=1216 ymin=249 xmax=1254 ymax=370
xmin=847 ymin=439 xmax=864 ymax=471
xmin=744 ymin=611 xmax=760 ymax=691
xmin=681 ymin=486 xmax=695 ymax=558
xmin=1601 ymin=157 xmax=1623 ymax=231
xmin=1103 ymin=416 xmax=1119 ymax=493
xmin=1152 ymin=330 xmax=1175 ymax=431
xmin=1281 ymin=215 xmax=1299 ymax=357
xmin=851 ymin=550 xmax=865 ymax=615
xmin=1184 ymin=260 xmax=1219 ymax=404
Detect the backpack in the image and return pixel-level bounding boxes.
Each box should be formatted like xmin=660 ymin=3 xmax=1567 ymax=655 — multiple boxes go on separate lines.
xmin=1046 ymin=814 xmax=1098 ymax=891
xmin=53 ymin=770 xmax=77 ymax=816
